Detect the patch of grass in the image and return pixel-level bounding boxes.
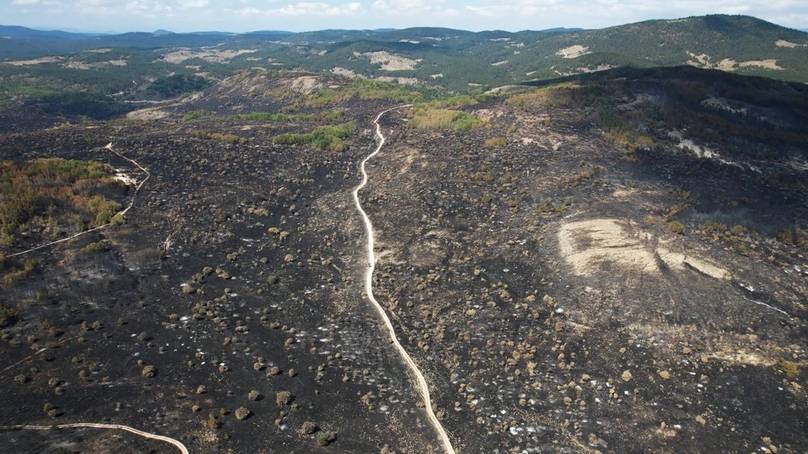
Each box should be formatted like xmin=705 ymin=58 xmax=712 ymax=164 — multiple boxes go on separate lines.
xmin=302 ymin=79 xmax=423 ymax=107
xmin=778 ymin=360 xmax=800 ymax=378
xmin=273 ymin=121 xmax=356 ymax=152
xmin=506 ymin=82 xmax=583 ymax=110
xmin=238 ymin=112 xmax=303 ymax=122
xmin=668 ymin=220 xmax=685 ymax=234
xmin=0 ymin=159 xmax=123 ymax=246
xmin=192 ymin=131 xmax=247 ymax=144
xmin=183 ymin=109 xmax=210 ymax=122
xmin=598 ymin=108 xmax=654 ymax=152
xmin=484 ymin=137 xmax=507 ymax=148
xmin=410 ymin=108 xmax=483 ymax=131
xmin=80 ymin=240 xmax=110 ymax=254
xmin=236 ymin=110 xmax=345 ymax=122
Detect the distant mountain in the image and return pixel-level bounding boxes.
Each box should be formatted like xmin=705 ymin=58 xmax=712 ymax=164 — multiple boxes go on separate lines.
xmin=0 ymin=25 xmax=98 ymax=40
xmin=1 ymin=15 xmax=807 ymax=92
xmin=267 ymin=15 xmax=808 ymax=89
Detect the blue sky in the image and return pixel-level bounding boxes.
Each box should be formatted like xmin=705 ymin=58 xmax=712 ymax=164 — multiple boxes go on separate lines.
xmin=2 ymin=0 xmax=807 ymax=33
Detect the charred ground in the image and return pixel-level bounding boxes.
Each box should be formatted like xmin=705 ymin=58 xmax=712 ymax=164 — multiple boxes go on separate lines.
xmin=0 ymin=67 xmax=805 ymax=453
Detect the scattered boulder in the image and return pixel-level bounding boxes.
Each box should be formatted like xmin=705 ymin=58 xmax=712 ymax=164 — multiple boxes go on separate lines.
xmin=276 ymin=390 xmax=293 ymax=406
xmin=299 ymin=421 xmax=318 ymax=435
xmin=234 ymin=406 xmax=251 ymax=420
xmin=621 ymin=370 xmax=632 ymax=382
xmin=142 ymin=365 xmax=157 ymax=378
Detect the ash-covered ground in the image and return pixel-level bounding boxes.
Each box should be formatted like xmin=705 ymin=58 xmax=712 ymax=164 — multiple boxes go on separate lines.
xmin=0 ymin=68 xmax=806 ymax=453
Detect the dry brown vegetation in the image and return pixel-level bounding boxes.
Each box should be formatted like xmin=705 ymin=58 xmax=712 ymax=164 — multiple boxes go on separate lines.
xmin=0 ymin=159 xmax=124 ymax=246
xmin=484 ymin=137 xmax=507 ymax=148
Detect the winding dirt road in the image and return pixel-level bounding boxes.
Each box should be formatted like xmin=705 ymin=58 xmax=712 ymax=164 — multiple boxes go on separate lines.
xmin=352 ymin=106 xmax=457 ymax=454
xmin=1 ymin=423 xmax=189 ymax=453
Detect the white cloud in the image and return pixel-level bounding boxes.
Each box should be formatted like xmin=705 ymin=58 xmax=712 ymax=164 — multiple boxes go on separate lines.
xmin=179 ymin=0 xmax=209 ymax=8
xmin=371 ymin=0 xmax=457 ymax=17
xmin=235 ymin=2 xmax=362 ymax=17
xmin=125 ymin=0 xmax=175 ymax=17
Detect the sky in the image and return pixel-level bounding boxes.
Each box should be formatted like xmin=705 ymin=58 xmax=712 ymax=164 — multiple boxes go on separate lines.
xmin=2 ymin=0 xmax=807 ymax=33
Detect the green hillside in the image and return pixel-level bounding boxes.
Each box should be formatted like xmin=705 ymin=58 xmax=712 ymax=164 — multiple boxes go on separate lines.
xmin=1 ymin=15 xmax=807 ymax=102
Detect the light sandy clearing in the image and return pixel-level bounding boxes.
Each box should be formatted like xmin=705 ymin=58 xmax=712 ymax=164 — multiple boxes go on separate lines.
xmin=686 ymin=52 xmax=783 ymax=71
xmin=126 ymin=107 xmax=170 ymax=121
xmin=556 ymin=45 xmax=590 ymax=59
xmin=159 ymin=48 xmax=257 ymax=64
xmin=375 ymin=76 xmax=419 ymax=85
xmin=288 ymin=75 xmax=323 ymax=94
xmin=558 ymin=218 xmax=729 ymax=279
xmin=738 ymin=59 xmax=783 ymax=70
xmin=776 ymin=39 xmax=807 ymax=48
xmin=3 ymin=56 xmax=63 ymax=66
xmin=332 ymin=67 xmax=362 ymax=78
xmin=359 ymin=51 xmax=421 ymax=71
xmin=686 ymin=53 xmax=735 ymax=70
xmin=553 ymin=64 xmax=615 ymax=77
xmin=64 ymin=59 xmax=128 ymax=70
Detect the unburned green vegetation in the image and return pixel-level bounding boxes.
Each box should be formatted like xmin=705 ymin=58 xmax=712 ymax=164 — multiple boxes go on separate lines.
xmin=418 ymin=94 xmax=479 ymax=110
xmin=410 ymin=108 xmax=483 ymax=131
xmin=0 ymin=159 xmax=125 ymax=247
xmin=39 ymin=92 xmax=131 ymax=120
xmin=506 ymin=82 xmax=583 ymax=110
xmin=183 ymin=109 xmax=210 ymax=122
xmin=148 ymin=74 xmax=211 ymax=98
xmin=80 ymin=239 xmax=111 ymax=254
xmin=273 ymin=122 xmax=356 ymax=152
xmin=300 ymin=79 xmax=423 ymax=107
xmin=235 ymin=109 xmax=344 ymax=123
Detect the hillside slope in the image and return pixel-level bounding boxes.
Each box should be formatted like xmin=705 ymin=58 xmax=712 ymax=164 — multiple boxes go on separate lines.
xmin=2 ymin=15 xmax=807 ymax=96
xmin=0 ymin=66 xmax=805 ymax=453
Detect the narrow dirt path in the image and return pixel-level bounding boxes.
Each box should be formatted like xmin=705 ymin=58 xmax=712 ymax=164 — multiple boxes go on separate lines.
xmin=352 ymin=106 xmax=457 ymax=454
xmin=0 ymin=423 xmax=189 ymax=454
